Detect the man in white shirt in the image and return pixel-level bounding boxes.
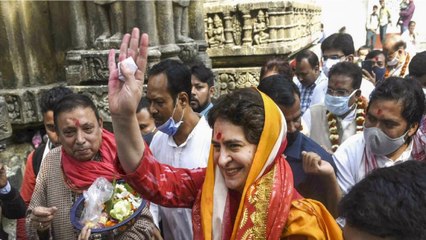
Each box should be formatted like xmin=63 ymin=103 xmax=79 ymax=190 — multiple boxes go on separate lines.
xmin=334 ymin=77 xmax=424 ymax=194
xmin=146 ymin=59 xmax=212 ymax=240
xmin=293 ymin=49 xmax=328 ymax=115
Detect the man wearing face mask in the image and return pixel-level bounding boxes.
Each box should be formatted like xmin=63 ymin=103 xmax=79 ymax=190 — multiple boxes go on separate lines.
xmin=319 ymin=33 xmax=375 ymax=101
xmin=146 ymin=59 xmax=212 ymax=240
xmin=305 ymin=62 xmax=366 ymax=153
xmin=333 ymin=77 xmax=425 ymax=195
xmin=361 ymin=50 xmax=387 ymax=85
xmin=383 ymin=35 xmax=411 ymax=78
xmin=257 ymin=75 xmax=339 ymax=215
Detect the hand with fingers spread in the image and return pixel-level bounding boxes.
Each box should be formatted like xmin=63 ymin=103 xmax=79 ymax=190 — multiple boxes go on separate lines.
xmin=30 ymin=206 xmax=58 ymax=232
xmin=108 ymin=28 xmax=149 ymax=173
xmin=108 ymin=27 xmax=149 ymax=117
xmin=302 ymin=151 xmax=335 ymax=177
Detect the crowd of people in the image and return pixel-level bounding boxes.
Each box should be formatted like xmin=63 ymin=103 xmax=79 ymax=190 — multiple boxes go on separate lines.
xmin=0 ymin=9 xmax=425 ymax=239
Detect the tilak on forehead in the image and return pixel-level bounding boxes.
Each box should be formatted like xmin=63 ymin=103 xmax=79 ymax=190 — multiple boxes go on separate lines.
xmin=71 ymin=118 xmax=80 ymax=127
xmin=215 ymin=132 xmax=222 ymax=140
xmin=377 ymin=108 xmax=382 ymax=115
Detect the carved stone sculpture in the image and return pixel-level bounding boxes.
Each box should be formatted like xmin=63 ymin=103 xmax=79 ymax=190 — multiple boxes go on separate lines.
xmin=253 ymin=10 xmax=269 ymax=45
xmin=173 ymin=0 xmax=194 ymax=43
xmin=0 ymin=96 xmax=12 ymax=141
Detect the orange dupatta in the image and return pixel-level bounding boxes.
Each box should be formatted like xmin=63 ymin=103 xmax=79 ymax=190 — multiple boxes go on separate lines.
xmin=200 ymin=89 xmax=296 ymax=240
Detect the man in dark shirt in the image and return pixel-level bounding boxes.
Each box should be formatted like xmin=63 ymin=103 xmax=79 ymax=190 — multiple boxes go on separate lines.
xmin=0 ymin=163 xmax=26 ymax=238
xmin=258 ymin=74 xmax=339 ymax=216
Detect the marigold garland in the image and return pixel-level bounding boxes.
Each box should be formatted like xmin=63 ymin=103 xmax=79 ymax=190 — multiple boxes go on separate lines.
xmin=326 ymin=96 xmax=368 ymax=152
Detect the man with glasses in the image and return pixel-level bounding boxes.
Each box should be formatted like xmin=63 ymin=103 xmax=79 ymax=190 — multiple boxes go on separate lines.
xmin=319 ymin=33 xmax=375 ymax=101
xmin=304 ymin=62 xmax=365 ymax=153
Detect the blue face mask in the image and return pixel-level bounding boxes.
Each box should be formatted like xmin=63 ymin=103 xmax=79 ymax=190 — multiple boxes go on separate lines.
xmin=157 ymin=101 xmax=185 ymax=136
xmin=324 ymin=90 xmax=357 ymax=116
xmin=372 ymin=66 xmax=386 ymax=82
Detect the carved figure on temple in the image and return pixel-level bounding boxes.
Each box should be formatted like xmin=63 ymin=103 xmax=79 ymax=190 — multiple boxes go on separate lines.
xmin=253 ymin=10 xmax=269 ymax=45
xmin=94 ymin=0 xmax=124 ymax=41
xmin=173 ymin=0 xmax=194 ymax=43
xmin=208 ymin=14 xmax=225 ymax=48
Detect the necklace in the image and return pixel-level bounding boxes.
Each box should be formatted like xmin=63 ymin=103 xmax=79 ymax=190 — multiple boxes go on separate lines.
xmin=327 ymin=96 xmax=368 ymax=152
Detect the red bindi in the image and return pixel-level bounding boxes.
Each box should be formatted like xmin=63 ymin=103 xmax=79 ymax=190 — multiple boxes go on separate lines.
xmin=216 ymin=132 xmax=222 ymax=140
xmin=377 ymin=109 xmax=382 ymax=115
xmin=74 ymin=119 xmax=80 ymax=127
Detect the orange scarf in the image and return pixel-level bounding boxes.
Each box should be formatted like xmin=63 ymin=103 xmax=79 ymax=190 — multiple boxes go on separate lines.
xmin=199 ymin=90 xmax=298 ymax=240
xmin=61 ymin=129 xmax=122 ymax=192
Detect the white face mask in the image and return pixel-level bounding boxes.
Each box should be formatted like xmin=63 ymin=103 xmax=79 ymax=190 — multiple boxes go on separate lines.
xmin=387 ymin=55 xmax=399 ymax=67
xmin=324 ymin=90 xmax=357 ymax=116
xmin=363 ymin=126 xmax=408 ymax=156
xmin=322 ymin=59 xmax=341 ymax=77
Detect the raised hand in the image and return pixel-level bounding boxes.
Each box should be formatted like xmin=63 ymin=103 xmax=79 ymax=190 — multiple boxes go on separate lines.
xmin=108 ymin=27 xmax=149 ymax=118
xmin=108 ymin=28 xmax=149 ymax=173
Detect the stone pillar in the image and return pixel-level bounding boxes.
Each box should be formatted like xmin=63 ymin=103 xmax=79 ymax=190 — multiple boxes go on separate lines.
xmin=156 ymin=1 xmax=180 ymax=59
xmin=223 ymin=11 xmax=234 ymax=46
xmin=241 ymin=10 xmax=252 ymax=46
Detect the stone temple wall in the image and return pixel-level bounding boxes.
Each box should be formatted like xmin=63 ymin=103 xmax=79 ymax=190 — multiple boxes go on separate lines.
xmin=0 ymin=0 xmax=320 ymax=194
xmin=204 ymin=0 xmax=322 ymax=97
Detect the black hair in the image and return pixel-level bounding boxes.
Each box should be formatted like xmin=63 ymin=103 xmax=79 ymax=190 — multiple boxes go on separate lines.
xmin=53 ymin=93 xmax=100 ymax=131
xmin=339 ymin=161 xmax=426 ymax=240
xmin=328 ymin=62 xmax=362 ymax=90
xmin=189 ymin=61 xmax=215 ymax=88
xmin=409 ymin=51 xmax=426 ymax=78
xmin=365 ymin=50 xmax=384 ymax=60
xmin=321 ymin=33 xmax=355 ymax=56
xmin=295 ymin=49 xmax=319 ymax=69
xmin=40 ymin=86 xmax=73 ymax=114
xmin=369 ymin=77 xmax=425 ymax=127
xmin=148 ymin=59 xmax=192 ymax=102
xmin=208 ymin=88 xmax=264 ymax=145
xmin=260 ymin=57 xmax=294 ymax=80
xmin=257 ymin=74 xmax=300 ymax=108
xmin=137 ymin=97 xmax=151 ymax=113
xmin=409 ymin=20 xmax=416 ymax=27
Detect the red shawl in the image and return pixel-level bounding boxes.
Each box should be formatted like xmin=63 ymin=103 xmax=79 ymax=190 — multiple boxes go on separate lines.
xmin=61 ymin=129 xmax=122 ymax=191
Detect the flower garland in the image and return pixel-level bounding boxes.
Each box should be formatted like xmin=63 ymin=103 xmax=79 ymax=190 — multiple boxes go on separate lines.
xmin=384 ymin=53 xmax=410 ymax=78
xmin=327 ymin=96 xmax=368 ymax=152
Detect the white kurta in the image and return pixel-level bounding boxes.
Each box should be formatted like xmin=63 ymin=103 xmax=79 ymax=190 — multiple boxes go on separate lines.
xmin=333 ymin=133 xmax=414 ymax=194
xmin=149 ymin=116 xmax=212 ymax=240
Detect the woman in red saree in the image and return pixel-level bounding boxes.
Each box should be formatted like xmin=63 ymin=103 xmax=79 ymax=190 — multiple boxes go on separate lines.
xmin=108 ymin=28 xmax=343 ymax=240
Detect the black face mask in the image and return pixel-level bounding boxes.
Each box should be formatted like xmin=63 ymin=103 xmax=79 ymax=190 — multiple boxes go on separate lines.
xmin=372 ymin=66 xmax=386 ymax=82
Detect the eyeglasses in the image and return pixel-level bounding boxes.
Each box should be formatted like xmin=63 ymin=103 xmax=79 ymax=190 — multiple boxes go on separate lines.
xmin=326 ymin=88 xmax=352 ymax=97
xmin=322 ymin=55 xmax=345 ymax=61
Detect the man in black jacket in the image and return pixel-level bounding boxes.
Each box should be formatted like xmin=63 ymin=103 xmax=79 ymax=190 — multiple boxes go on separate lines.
xmin=0 ymin=163 xmax=26 ymax=239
